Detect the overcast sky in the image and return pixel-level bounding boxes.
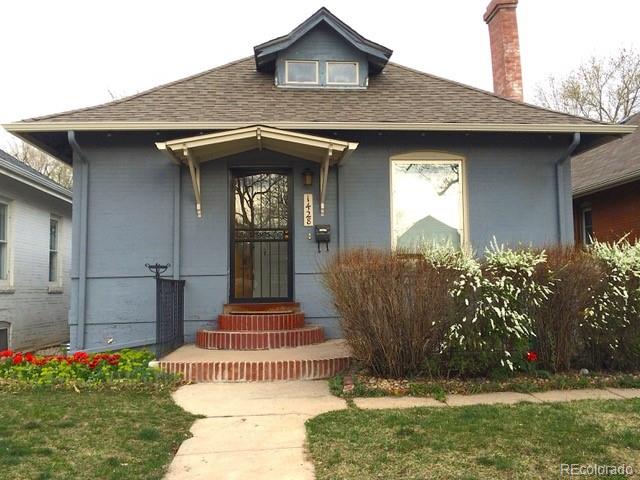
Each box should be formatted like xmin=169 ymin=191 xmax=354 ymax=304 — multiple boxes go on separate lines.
xmin=1 ymin=0 xmax=639 ymax=148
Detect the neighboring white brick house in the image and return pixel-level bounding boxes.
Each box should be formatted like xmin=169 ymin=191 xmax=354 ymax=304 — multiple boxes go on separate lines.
xmin=0 ymin=149 xmax=71 ymax=351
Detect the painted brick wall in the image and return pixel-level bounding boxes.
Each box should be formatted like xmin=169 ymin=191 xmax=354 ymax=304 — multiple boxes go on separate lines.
xmin=0 ymin=176 xmax=71 ymax=351
xmin=573 ymin=179 xmax=640 ymax=244
xmin=69 ymin=131 xmax=574 ymax=351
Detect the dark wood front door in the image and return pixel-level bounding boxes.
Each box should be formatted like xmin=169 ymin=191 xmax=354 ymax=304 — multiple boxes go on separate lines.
xmin=230 ymin=170 xmax=293 ymax=302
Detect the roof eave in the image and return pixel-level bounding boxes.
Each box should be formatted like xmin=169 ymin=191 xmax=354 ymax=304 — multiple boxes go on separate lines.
xmin=3 ymin=121 xmax=636 ymax=135
xmin=0 ymin=161 xmax=72 ymax=202
xmin=573 ymin=169 xmax=640 ymax=198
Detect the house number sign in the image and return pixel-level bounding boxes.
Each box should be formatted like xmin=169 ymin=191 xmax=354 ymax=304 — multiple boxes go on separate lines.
xmin=303 ymin=193 xmax=314 ymax=226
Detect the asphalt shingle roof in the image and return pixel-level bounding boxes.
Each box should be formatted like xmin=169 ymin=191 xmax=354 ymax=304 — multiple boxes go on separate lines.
xmin=21 ymin=57 xmax=599 ymax=126
xmin=572 ymin=113 xmax=640 ymax=195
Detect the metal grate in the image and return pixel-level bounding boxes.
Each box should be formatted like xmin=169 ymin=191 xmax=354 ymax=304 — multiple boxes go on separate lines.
xmin=147 ymin=264 xmax=185 ymax=358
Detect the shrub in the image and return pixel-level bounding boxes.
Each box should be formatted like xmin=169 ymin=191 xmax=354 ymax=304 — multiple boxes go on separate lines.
xmin=447 ymin=241 xmax=550 ymax=373
xmin=532 ymin=246 xmax=601 ymax=372
xmin=582 ymin=239 xmax=640 ymax=370
xmin=325 ymin=240 xmax=640 ymax=378
xmin=323 ymin=246 xmax=464 ymax=377
xmin=0 ymin=349 xmax=173 ymax=385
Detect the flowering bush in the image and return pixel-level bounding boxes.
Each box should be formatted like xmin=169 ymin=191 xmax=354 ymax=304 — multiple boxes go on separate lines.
xmin=447 ymin=240 xmax=550 ymax=372
xmin=582 ymin=239 xmax=640 ymax=370
xmin=0 ymin=348 xmax=167 ymax=385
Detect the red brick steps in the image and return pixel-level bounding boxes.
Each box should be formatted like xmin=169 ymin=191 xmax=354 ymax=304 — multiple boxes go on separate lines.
xmin=196 ymin=325 xmax=324 ymax=350
xmin=218 ymin=312 xmax=305 ymax=331
xmin=157 ymin=303 xmax=350 ymax=382
xmin=222 ymin=302 xmax=300 ymax=314
xmin=156 ymin=340 xmax=351 ymax=382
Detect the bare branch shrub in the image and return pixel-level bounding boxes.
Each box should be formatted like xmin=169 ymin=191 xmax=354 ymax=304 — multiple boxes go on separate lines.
xmin=323 ymin=248 xmax=460 ymax=377
xmin=533 ymin=246 xmax=601 ymax=372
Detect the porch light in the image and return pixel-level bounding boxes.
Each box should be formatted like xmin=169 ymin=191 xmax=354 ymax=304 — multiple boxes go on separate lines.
xmin=302 ymin=168 xmax=314 ymax=187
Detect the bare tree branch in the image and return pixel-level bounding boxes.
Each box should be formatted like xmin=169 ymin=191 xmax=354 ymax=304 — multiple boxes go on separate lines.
xmin=7 ymin=139 xmax=73 ymax=189
xmin=535 ymin=48 xmax=640 ymax=123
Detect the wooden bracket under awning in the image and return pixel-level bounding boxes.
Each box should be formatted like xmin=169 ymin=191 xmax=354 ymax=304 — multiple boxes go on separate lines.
xmin=156 ymin=125 xmax=358 ymax=218
xmin=184 ymin=149 xmax=202 ymax=218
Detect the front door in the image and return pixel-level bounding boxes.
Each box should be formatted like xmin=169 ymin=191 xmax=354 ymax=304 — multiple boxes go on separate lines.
xmin=230 ymin=170 xmax=293 ymax=302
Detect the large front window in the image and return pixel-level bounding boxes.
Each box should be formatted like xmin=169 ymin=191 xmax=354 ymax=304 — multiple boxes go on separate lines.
xmin=391 ymin=155 xmax=464 ymax=249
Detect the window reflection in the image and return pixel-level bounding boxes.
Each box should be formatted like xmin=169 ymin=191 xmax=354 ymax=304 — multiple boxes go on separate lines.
xmin=391 ymin=161 xmax=463 ymax=249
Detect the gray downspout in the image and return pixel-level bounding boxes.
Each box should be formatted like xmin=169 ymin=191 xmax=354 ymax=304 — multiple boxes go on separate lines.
xmin=68 ymin=131 xmax=89 ymax=350
xmin=556 ymin=132 xmax=581 ymax=245
xmin=337 ymin=165 xmax=345 ymax=251
xmin=173 ymin=165 xmax=181 ymax=280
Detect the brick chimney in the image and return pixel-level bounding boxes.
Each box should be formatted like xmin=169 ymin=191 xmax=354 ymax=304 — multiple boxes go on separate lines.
xmin=483 ymin=0 xmax=523 ymax=102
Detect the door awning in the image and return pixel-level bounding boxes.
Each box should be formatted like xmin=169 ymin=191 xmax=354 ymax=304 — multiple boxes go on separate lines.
xmin=156 ymin=125 xmax=358 ymax=218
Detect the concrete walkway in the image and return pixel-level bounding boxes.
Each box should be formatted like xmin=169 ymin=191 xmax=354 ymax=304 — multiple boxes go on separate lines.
xmin=166 ymin=383 xmax=640 ymax=479
xmin=165 ymin=381 xmax=345 ymax=480
xmin=352 ymin=387 xmax=640 ymax=410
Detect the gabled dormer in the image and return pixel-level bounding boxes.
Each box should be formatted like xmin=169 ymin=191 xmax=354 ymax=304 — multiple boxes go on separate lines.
xmin=253 ymin=7 xmax=392 ymax=89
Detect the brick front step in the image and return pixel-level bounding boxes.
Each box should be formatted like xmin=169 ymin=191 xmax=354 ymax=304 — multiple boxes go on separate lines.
xmin=223 ymin=302 xmax=300 ymax=314
xmin=218 ymin=312 xmax=306 ymax=331
xmin=196 ymin=326 xmax=324 ymax=350
xmin=156 ymin=340 xmax=351 ymax=382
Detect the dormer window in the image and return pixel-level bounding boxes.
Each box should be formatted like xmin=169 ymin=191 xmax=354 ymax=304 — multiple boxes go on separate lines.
xmin=327 ymin=62 xmax=359 ymax=85
xmin=285 ymin=61 xmax=318 ymax=84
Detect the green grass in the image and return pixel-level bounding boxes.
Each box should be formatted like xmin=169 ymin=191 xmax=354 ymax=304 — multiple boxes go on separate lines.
xmin=307 ymin=399 xmax=640 ymax=479
xmin=0 ymin=389 xmax=197 ymax=479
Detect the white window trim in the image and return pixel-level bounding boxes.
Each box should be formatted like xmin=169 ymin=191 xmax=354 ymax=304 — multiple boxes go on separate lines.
xmin=0 ymin=199 xmax=14 ymax=291
xmin=581 ymin=207 xmax=593 ymax=245
xmin=48 ymin=214 xmax=63 ymax=291
xmin=389 ymin=151 xmax=468 ymax=251
xmin=326 ymin=61 xmax=360 ymax=85
xmin=285 ymin=60 xmax=319 ymax=85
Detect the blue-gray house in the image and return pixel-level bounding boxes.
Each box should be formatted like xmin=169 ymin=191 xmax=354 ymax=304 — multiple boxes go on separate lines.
xmin=3 ymin=6 xmax=633 ymax=380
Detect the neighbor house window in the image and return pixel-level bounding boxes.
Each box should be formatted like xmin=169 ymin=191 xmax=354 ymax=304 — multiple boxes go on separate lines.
xmin=285 ymin=61 xmax=318 ymax=84
xmin=327 ymin=62 xmax=359 ymax=85
xmin=581 ymin=208 xmax=593 ymax=245
xmin=0 ymin=203 xmax=8 ymax=281
xmin=391 ymin=153 xmax=465 ymax=250
xmin=49 ymin=217 xmax=59 ymax=283
xmin=0 ymin=323 xmax=8 ymax=350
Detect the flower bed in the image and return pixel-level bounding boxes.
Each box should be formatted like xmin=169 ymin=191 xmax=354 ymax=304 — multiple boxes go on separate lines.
xmin=332 ymin=370 xmax=640 ymax=400
xmin=0 ymin=348 xmax=176 ymax=386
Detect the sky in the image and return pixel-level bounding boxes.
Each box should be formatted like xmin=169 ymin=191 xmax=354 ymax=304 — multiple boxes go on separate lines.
xmin=1 ymin=0 xmax=639 ymax=149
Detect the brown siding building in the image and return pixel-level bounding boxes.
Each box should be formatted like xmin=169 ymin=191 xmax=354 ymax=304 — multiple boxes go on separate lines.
xmin=573 ymin=113 xmax=640 ymax=245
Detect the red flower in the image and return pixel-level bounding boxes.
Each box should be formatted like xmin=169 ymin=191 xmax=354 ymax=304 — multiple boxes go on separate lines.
xmin=73 ymin=351 xmax=89 ymax=362
xmin=24 ymin=353 xmax=35 ymax=363
xmin=526 ymin=351 xmax=538 ymax=362
xmin=0 ymin=349 xmax=13 ymax=358
xmin=12 ymin=353 xmax=23 ymax=365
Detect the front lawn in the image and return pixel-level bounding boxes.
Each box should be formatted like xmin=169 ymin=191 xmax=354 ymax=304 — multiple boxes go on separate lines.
xmin=307 ymin=399 xmax=640 ymax=479
xmin=0 ymin=389 xmax=196 ymax=479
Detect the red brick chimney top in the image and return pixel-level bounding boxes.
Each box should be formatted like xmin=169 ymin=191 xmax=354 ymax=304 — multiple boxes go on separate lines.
xmin=484 ymin=0 xmax=518 ymax=23
xmin=483 ymin=0 xmax=523 ymax=102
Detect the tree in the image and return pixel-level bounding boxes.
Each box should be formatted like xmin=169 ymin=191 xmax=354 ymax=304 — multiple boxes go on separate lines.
xmin=535 ymin=48 xmax=640 ymax=123
xmin=8 ymin=140 xmax=72 ymax=189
